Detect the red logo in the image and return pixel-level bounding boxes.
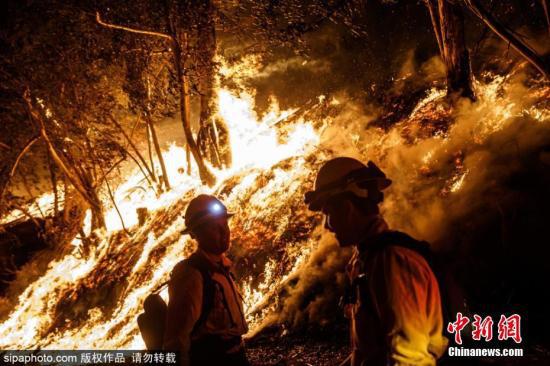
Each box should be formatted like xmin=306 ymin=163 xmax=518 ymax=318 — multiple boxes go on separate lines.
xmin=472 ymin=315 xmax=494 ymax=341
xmin=447 ymin=312 xmax=470 ymax=344
xmin=497 ymin=314 xmax=522 ymax=344
xmin=447 ymin=313 xmax=522 ymax=344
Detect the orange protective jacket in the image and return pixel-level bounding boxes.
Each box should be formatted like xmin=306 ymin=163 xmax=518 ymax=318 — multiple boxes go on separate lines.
xmin=163 ymin=249 xmax=248 ymax=366
xmin=345 ymin=233 xmax=448 ymax=366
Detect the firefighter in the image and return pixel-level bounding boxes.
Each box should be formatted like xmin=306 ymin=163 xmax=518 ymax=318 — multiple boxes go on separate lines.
xmin=305 ymin=157 xmax=448 ymax=366
xmin=163 ymin=194 xmax=249 ymax=366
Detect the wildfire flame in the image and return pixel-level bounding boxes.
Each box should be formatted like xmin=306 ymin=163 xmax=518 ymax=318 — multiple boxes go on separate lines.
xmin=0 ymin=57 xmax=324 ymax=349
xmin=1 ymin=59 xmax=548 ymax=351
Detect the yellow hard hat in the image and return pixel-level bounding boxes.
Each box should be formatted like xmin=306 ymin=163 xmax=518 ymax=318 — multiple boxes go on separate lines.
xmin=181 ymin=194 xmax=234 ymax=235
xmin=304 ymin=157 xmax=392 ymax=211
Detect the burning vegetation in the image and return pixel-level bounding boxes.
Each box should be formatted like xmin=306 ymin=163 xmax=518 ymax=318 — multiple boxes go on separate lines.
xmin=1 ymin=0 xmax=549 ymax=365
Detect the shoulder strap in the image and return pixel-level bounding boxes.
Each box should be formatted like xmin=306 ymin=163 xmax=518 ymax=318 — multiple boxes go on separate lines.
xmin=182 ymin=252 xmax=217 ymax=335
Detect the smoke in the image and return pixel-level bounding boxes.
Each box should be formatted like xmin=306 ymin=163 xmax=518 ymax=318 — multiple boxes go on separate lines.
xmin=252 ymin=227 xmax=350 ymax=334
xmin=251 ymin=69 xmax=550 ymax=337
xmin=380 ymin=73 xmax=550 ymax=243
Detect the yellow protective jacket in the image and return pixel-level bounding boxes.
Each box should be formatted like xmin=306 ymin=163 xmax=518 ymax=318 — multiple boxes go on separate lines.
xmin=163 ymin=249 xmax=248 ymax=366
xmin=346 ymin=231 xmax=448 ymax=366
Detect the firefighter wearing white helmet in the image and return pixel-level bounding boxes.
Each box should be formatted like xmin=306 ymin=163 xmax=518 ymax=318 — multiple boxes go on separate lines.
xmin=163 ymin=195 xmax=249 ymax=366
xmin=305 ymin=157 xmax=448 ymax=366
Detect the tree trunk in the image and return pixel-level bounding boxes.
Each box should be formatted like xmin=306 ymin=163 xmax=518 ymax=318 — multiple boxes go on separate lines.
xmin=165 ymin=0 xmax=215 ymax=185
xmin=89 ymin=186 xmax=106 ymax=230
xmin=25 ymin=93 xmax=106 ymax=229
xmin=438 ymin=0 xmax=476 ymax=100
xmin=186 ymin=145 xmax=191 ymax=174
xmin=146 ymin=78 xmax=171 ymax=191
xmin=46 ymin=149 xmax=59 ymax=216
xmin=464 ymin=0 xmax=549 ymax=79
xmin=426 ymin=0 xmax=444 ymax=57
xmin=196 ymin=0 xmax=232 ymax=169
xmin=214 ymin=117 xmax=232 ymax=167
xmin=146 ymin=116 xmax=171 ymax=190
xmin=198 ymin=0 xmax=217 ymax=130
xmin=171 ymin=32 xmax=215 ymax=185
xmin=145 ymin=116 xmax=156 ymax=182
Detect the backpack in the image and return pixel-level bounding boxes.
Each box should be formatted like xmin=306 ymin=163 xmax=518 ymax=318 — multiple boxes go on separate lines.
xmin=362 ymin=231 xmax=469 ymax=329
xmin=137 ymin=252 xmax=219 ymax=350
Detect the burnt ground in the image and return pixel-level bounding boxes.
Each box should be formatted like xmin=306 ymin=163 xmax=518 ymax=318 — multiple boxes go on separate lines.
xmin=246 ymin=325 xmax=350 ymax=366
xmin=245 ymin=325 xmax=550 ymax=366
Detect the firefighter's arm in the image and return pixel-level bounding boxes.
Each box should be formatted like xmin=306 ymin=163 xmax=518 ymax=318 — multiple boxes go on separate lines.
xmin=369 ymin=246 xmax=441 ymax=366
xmin=162 ymin=263 xmax=203 ymax=366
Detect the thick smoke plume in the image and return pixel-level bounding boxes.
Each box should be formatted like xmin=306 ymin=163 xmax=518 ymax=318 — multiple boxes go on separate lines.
xmin=258 ymin=68 xmax=550 ymax=339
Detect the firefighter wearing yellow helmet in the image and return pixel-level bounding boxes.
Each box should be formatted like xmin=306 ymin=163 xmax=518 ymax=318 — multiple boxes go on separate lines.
xmin=305 ymin=157 xmax=448 ymax=366
xmin=163 ymin=194 xmax=249 ymax=366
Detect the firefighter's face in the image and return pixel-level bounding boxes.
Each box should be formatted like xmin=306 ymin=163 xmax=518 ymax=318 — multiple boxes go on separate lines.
xmin=322 ymin=196 xmax=358 ymax=247
xmin=192 ymin=216 xmax=230 ymax=255
xmin=322 ymin=194 xmax=377 ymax=247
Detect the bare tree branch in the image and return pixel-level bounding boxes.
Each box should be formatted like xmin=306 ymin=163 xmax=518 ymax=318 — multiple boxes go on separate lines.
xmin=95 ymin=12 xmax=172 ymax=40
xmin=426 ymin=0 xmax=445 ymax=57
xmin=8 ymin=202 xmax=42 ymax=229
xmin=107 ymin=114 xmax=157 ymax=185
xmin=23 ymin=91 xmax=101 ymax=211
xmin=95 ymin=156 xmax=125 ymax=187
xmin=542 ymin=0 xmax=550 ymax=36
xmin=463 ymin=0 xmax=549 ymax=79
xmin=98 ymin=164 xmax=129 ymax=235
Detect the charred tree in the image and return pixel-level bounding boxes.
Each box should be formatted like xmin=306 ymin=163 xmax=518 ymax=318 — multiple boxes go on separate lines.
xmin=196 ymin=1 xmax=222 ymax=169
xmin=194 ymin=0 xmax=231 ymax=169
xmin=426 ymin=0 xmax=476 ymax=100
xmin=165 ymin=1 xmax=215 ymax=185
